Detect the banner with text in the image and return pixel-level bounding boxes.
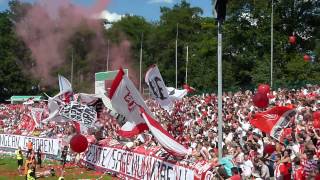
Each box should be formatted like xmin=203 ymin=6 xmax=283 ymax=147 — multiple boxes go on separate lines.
xmin=82 ymin=144 xmax=213 ymax=180
xmin=0 ymin=134 xmax=60 ymax=155
xmin=59 ymin=103 xmax=97 ymax=128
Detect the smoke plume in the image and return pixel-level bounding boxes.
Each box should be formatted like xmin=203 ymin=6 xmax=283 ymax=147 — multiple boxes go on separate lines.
xmin=16 ymin=0 xmax=109 ymax=85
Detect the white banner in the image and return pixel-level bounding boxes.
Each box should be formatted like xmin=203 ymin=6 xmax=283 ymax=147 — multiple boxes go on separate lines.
xmin=59 ymin=102 xmax=97 ymax=128
xmin=0 ymin=134 xmax=60 ymax=155
xmin=82 ymin=144 xmax=194 ymax=180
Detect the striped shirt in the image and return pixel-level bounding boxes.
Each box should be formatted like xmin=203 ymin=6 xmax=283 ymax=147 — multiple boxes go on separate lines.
xmin=303 ymin=159 xmax=317 ymax=178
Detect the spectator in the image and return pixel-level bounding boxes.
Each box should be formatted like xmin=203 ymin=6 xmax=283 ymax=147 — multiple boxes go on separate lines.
xmin=15 ymin=147 xmax=23 ymax=175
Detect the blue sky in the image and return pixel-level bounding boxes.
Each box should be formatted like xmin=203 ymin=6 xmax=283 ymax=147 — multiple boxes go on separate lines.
xmin=0 ymin=0 xmax=213 ymax=21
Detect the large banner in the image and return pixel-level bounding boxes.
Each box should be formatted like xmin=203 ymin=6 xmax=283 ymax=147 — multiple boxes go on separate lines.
xmin=0 ymin=134 xmax=60 ymax=155
xmin=59 ymin=103 xmax=97 ymax=128
xmin=82 ymin=144 xmax=195 ymax=180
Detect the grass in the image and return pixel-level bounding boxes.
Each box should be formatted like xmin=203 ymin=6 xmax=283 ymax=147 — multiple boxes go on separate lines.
xmin=0 ymin=155 xmax=114 ymax=180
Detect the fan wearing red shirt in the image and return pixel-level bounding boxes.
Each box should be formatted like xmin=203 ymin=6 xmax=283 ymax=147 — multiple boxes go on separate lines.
xmin=293 ymin=159 xmax=305 ymax=180
xmin=228 ymin=167 xmax=241 ymax=180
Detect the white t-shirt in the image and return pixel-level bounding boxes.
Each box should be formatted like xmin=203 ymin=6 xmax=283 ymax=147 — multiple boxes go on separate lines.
xmin=257 ymin=139 xmax=264 ymax=155
xmin=240 ymin=160 xmax=254 ymax=177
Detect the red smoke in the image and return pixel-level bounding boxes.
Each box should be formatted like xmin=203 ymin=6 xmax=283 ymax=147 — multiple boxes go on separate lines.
xmin=16 ymin=0 xmax=109 ymax=85
xmin=109 ymin=39 xmax=139 ymax=87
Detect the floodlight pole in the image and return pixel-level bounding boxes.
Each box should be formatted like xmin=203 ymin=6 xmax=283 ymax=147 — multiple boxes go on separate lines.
xmin=217 ymin=20 xmax=223 ymax=160
xmin=270 ymin=0 xmax=274 ymax=88
xmin=175 ymin=23 xmax=179 ymax=89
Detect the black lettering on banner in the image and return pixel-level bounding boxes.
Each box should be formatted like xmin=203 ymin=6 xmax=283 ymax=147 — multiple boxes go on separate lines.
xmin=160 ymin=163 xmax=167 ymax=180
xmin=137 ymin=155 xmax=144 ymax=178
xmin=48 ymin=140 xmax=54 ymax=154
xmin=132 ymin=154 xmax=137 ymax=177
xmin=43 ymin=140 xmax=47 ymax=153
xmin=167 ymin=165 xmax=173 ymax=180
xmin=11 ymin=135 xmax=16 ymax=147
xmin=138 ymin=156 xmax=145 ymax=178
xmin=144 ymin=157 xmax=153 ymax=179
xmin=133 ymin=154 xmax=141 ymax=177
xmin=116 ymin=151 xmax=122 ymax=171
xmin=84 ymin=146 xmax=92 ymax=162
xmin=111 ymin=149 xmax=117 ymax=170
xmin=150 ymin=160 xmax=161 ymax=179
xmin=120 ymin=152 xmax=127 ymax=174
xmin=59 ymin=103 xmax=96 ymax=128
xmin=101 ymin=149 xmax=107 ymax=167
xmin=124 ymin=87 xmax=137 ymax=112
xmin=148 ymin=76 xmax=167 ymax=100
xmin=126 ymin=153 xmax=133 ymax=175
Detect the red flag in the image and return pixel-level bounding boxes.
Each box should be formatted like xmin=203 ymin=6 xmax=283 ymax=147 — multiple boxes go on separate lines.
xmin=250 ymin=106 xmax=296 ymax=141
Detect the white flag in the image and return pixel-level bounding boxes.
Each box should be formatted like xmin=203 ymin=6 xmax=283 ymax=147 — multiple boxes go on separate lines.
xmin=145 ymin=65 xmax=173 ymax=110
xmin=58 ymin=75 xmax=72 ymax=93
xmin=167 ymin=87 xmax=188 ymax=100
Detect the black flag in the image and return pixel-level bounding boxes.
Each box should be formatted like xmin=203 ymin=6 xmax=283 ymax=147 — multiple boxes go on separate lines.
xmin=213 ymin=0 xmax=228 ymax=22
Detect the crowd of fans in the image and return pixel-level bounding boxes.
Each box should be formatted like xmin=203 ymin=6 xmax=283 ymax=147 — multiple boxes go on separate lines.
xmin=0 ymin=85 xmax=319 ymax=179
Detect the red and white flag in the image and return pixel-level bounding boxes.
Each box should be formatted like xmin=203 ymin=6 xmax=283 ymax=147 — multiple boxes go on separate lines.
xmin=58 ymin=75 xmax=73 ymax=103
xmin=109 ymin=68 xmax=189 ymax=156
xmin=140 ymin=108 xmax=189 ymax=156
xmin=30 ymin=108 xmax=44 ymax=126
xmin=109 ymin=68 xmax=149 ymax=137
xmin=250 ymin=106 xmax=296 ymax=141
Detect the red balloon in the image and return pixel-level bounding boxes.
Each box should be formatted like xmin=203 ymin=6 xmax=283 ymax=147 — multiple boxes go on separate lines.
xmin=253 ymin=93 xmax=269 ymax=108
xmin=70 ymin=134 xmax=88 ymax=153
xmin=304 ymin=54 xmax=311 ymax=62
xmin=313 ymin=111 xmax=320 ymax=120
xmin=258 ymin=84 xmax=270 ymax=94
xmin=289 ymin=36 xmax=296 ymax=44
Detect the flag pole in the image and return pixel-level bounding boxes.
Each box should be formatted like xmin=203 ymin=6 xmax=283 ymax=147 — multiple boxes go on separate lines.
xmin=270 ymin=0 xmax=274 ymax=88
xmin=213 ymin=0 xmax=227 ymax=160
xmin=217 ymin=20 xmax=223 ymax=160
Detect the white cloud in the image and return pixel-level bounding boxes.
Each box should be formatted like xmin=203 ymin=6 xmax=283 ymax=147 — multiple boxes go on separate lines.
xmin=148 ymin=0 xmax=174 ymax=4
xmin=99 ymin=10 xmax=123 ymax=22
